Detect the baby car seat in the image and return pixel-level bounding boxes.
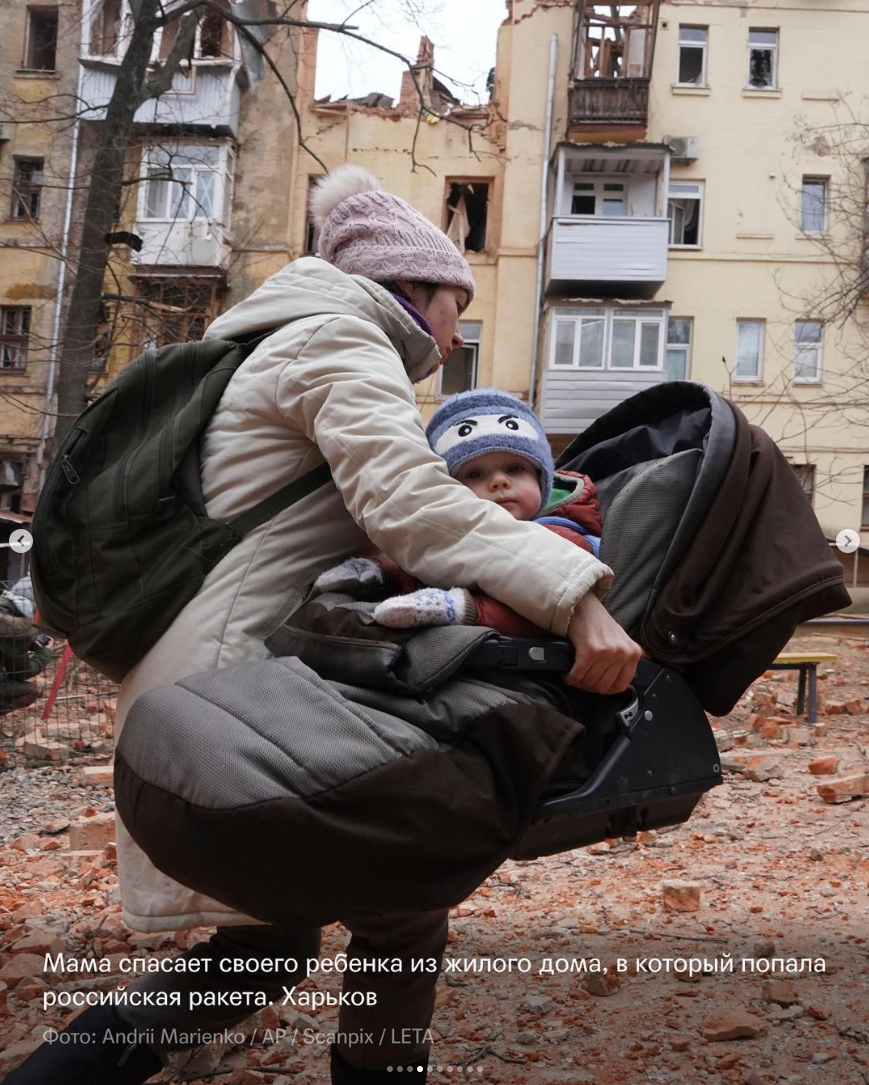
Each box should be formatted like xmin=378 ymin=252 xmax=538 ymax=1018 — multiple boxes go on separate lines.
xmin=114 ymin=383 xmax=848 ymax=927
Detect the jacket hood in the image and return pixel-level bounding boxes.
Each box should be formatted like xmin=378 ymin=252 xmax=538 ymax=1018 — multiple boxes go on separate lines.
xmin=205 ymin=256 xmax=441 ymax=383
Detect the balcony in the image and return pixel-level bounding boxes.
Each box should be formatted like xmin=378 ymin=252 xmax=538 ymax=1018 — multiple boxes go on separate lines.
xmin=547 ymin=216 xmax=668 ymax=298
xmin=132 ymin=219 xmax=230 ymax=269
xmin=568 ymin=0 xmax=661 ymax=133
xmin=568 ymin=77 xmax=650 ymax=129
xmin=80 ymin=61 xmax=241 ymax=136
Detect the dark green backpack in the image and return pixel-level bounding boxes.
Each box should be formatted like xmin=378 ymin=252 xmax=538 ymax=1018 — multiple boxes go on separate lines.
xmin=31 ymin=335 xmax=331 ymax=682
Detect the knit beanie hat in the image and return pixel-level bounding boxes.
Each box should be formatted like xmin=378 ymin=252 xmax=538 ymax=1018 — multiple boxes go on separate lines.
xmin=426 ymin=389 xmax=554 ymax=507
xmin=312 ymin=164 xmax=476 ymax=301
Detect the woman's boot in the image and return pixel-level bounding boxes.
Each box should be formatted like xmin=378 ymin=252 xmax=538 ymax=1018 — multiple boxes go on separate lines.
xmin=3 ymin=1003 xmax=162 ymax=1084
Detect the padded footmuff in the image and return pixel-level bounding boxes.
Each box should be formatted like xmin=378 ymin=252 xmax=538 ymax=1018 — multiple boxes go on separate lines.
xmin=114 ymin=625 xmax=586 ymax=927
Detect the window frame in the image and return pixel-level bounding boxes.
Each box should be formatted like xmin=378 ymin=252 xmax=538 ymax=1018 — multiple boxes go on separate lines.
xmin=86 ymin=0 xmax=126 ymax=58
xmin=548 ymin=307 xmax=667 ymax=372
xmin=137 ymin=143 xmax=230 ymax=224
xmin=747 ymin=27 xmax=778 ymax=90
xmin=133 ymin=276 xmax=221 ymax=350
xmin=570 ymin=177 xmax=628 ymax=217
xmin=665 ymin=317 xmax=693 ymax=380
xmin=734 ymin=319 xmax=765 ymax=382
xmin=676 ymin=25 xmax=708 ymax=87
xmin=0 ymin=306 xmax=32 ymax=372
xmin=444 ymin=178 xmax=492 ymax=255
xmin=793 ymin=320 xmax=823 ymax=384
xmin=9 ymin=157 xmax=45 ymax=221
xmin=437 ymin=321 xmax=481 ymax=397
xmin=21 ymin=6 xmax=58 ymax=71
xmin=800 ymin=176 xmax=828 ymax=235
xmin=667 ymin=181 xmax=704 ymax=248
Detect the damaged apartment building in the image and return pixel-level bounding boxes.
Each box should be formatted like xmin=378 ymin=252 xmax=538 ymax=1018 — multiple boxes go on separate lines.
xmin=0 ymin=0 xmax=300 ymax=576
xmin=2 ymin=0 xmax=868 ymax=574
xmin=293 ymin=0 xmax=869 ymax=551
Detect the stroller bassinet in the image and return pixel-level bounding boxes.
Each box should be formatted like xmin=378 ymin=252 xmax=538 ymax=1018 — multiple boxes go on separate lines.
xmin=114 ymin=382 xmax=848 ymax=927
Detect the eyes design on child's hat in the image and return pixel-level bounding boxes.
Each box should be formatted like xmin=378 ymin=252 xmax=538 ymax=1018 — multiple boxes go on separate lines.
xmin=433 ymin=413 xmax=540 ymax=455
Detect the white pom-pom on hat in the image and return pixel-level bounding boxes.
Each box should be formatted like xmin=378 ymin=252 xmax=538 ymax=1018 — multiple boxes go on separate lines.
xmin=310 ymin=164 xmax=383 ymax=229
xmin=313 ymin=161 xmax=476 ymax=301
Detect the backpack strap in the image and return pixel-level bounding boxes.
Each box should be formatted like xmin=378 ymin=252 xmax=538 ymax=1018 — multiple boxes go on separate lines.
xmin=227 ymin=461 xmax=333 ymax=537
xmin=224 ymin=327 xmax=333 ymax=535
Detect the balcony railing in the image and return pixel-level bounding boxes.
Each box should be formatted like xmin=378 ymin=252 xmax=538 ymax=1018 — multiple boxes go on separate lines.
xmin=547 ymin=215 xmax=668 ymax=298
xmin=132 ymin=220 xmax=231 ymax=269
xmin=80 ymin=62 xmax=241 ymax=136
xmin=568 ymin=78 xmax=650 ymax=127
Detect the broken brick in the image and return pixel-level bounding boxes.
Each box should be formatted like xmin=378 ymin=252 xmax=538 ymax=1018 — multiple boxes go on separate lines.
xmin=808 ymin=756 xmax=840 ymax=775
xmin=662 ymin=880 xmax=702 ymax=912
xmin=702 ymin=1010 xmax=765 ymax=1041
xmin=68 ymin=812 xmax=115 ymax=851
xmin=816 ymin=773 xmax=869 ymax=804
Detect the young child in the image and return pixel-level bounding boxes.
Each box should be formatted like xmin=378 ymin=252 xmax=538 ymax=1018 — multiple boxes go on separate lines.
xmin=315 ymin=389 xmax=603 ymax=636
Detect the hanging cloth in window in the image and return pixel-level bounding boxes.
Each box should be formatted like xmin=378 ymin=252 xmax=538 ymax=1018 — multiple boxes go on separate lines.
xmin=446 ymin=191 xmax=469 ymax=254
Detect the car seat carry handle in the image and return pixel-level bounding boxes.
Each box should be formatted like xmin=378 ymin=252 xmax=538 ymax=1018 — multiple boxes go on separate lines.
xmin=467 ymin=635 xmax=576 ymax=672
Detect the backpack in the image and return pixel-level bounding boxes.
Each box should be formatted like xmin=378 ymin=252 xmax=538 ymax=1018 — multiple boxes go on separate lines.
xmin=31 ymin=334 xmax=331 ymax=682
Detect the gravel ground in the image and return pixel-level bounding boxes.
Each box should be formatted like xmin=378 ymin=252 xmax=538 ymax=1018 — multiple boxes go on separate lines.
xmin=1 ymin=634 xmax=867 ymax=1085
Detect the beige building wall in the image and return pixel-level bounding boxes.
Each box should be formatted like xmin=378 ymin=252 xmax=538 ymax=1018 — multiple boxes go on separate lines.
xmin=0 ymin=0 xmax=80 ymax=516
xmin=290 ymin=27 xmax=507 ymax=423
xmin=492 ymin=0 xmax=869 ymax=537
xmin=647 ymin=0 xmax=869 ymax=535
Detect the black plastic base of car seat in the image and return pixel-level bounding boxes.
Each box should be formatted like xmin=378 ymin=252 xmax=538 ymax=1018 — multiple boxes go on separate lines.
xmin=465 ymin=643 xmax=723 ymax=860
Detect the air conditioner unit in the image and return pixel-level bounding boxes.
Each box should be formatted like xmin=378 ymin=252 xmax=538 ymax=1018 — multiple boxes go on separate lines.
xmin=0 ymin=124 xmax=11 ymax=141
xmin=667 ymin=136 xmax=699 ymax=162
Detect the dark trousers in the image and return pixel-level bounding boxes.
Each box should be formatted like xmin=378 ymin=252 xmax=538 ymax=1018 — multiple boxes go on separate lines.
xmin=120 ymin=910 xmax=449 ymax=1071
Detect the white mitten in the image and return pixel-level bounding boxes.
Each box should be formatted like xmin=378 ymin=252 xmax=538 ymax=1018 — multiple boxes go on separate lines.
xmin=313 ymin=557 xmax=385 ymax=598
xmin=373 ymin=587 xmax=474 ymax=628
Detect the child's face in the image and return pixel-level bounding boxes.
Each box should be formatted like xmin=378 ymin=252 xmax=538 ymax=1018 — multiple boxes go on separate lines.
xmin=454 ymin=451 xmax=542 ymax=520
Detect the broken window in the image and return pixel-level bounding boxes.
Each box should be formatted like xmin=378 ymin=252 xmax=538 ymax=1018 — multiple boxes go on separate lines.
xmin=666 ymin=318 xmax=692 ymax=380
xmin=438 ymin=322 xmax=480 ymax=396
xmin=794 ymin=320 xmax=822 ymax=382
xmin=677 ymin=26 xmax=707 ymax=86
xmin=89 ymin=0 xmax=122 ymax=56
xmin=791 ymin=464 xmax=815 ymax=505
xmin=667 ymin=181 xmax=703 ymax=247
xmin=198 ymin=7 xmax=230 ymax=58
xmin=10 ymin=158 xmax=44 ymax=220
xmin=0 ymin=307 xmax=31 ymax=371
xmin=142 ymin=145 xmax=221 ymax=221
xmin=571 ymin=178 xmax=626 ymax=216
xmin=572 ymin=2 xmax=658 ymax=81
xmin=800 ymin=177 xmax=827 ymax=234
xmin=133 ymin=277 xmax=221 ymax=349
xmin=747 ymin=28 xmax=777 ymax=89
xmin=23 ymin=7 xmax=58 ymax=70
xmin=445 ymin=181 xmax=489 ymax=254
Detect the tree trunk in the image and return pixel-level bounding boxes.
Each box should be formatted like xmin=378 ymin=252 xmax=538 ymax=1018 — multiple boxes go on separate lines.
xmin=52 ymin=0 xmax=163 ymax=449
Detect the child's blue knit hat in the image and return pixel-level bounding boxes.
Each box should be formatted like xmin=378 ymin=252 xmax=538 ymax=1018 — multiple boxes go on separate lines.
xmin=426 ymin=389 xmax=554 ymax=504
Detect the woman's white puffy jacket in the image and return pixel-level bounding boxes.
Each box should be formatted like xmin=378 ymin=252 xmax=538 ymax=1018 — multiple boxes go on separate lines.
xmin=115 ymin=257 xmax=612 ymax=932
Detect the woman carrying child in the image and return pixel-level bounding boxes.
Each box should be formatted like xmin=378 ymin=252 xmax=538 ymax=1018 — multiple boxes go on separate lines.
xmin=9 ymin=166 xmax=640 ymax=1085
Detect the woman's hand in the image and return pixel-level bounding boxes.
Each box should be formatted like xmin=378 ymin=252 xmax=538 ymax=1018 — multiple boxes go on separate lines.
xmin=565 ymin=591 xmax=643 ymax=693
